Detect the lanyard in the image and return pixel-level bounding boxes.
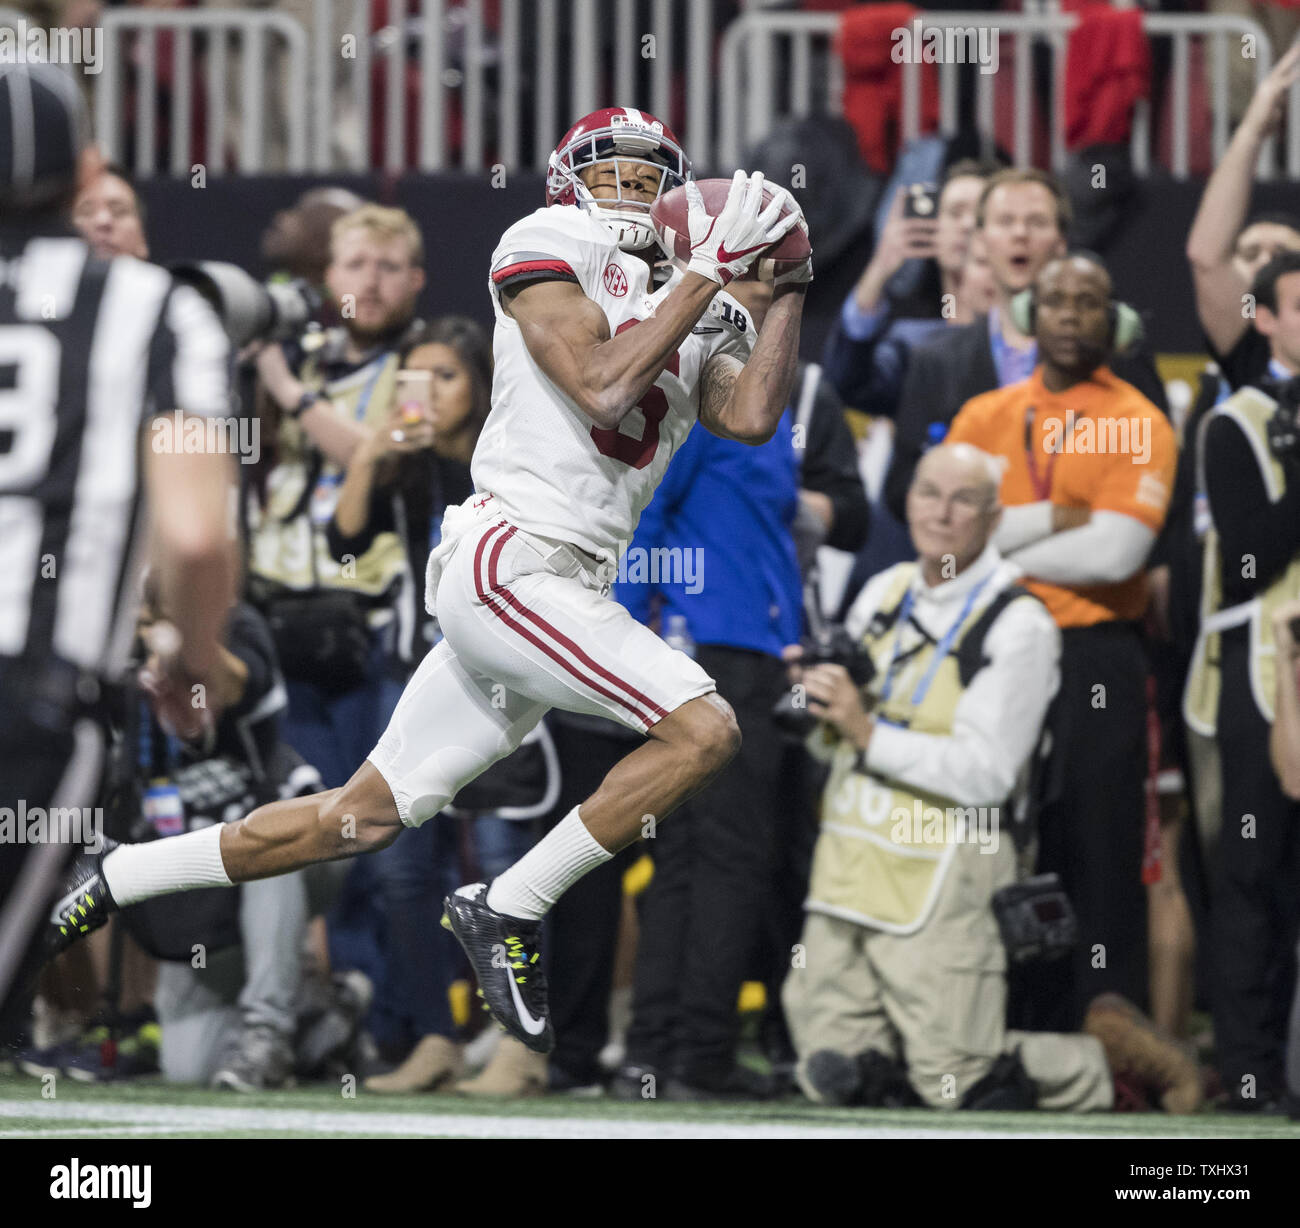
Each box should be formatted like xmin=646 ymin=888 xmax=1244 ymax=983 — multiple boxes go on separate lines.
xmin=350 ymin=357 xmax=388 ymax=424
xmin=1023 ymin=404 xmax=1081 ymax=501
xmin=880 ymin=574 xmax=993 ymax=708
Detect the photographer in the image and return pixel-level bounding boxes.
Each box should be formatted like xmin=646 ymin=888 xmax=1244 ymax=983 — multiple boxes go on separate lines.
xmin=124 ymin=590 xmax=339 ymax=1091
xmin=1184 ymin=251 xmax=1300 ymax=1112
xmin=246 ymin=204 xmax=428 ymax=787
xmin=781 ymin=444 xmax=1200 ymax=1113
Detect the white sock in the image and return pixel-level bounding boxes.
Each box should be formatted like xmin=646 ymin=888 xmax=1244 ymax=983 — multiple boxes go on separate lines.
xmin=103 ymin=823 xmax=233 ymax=907
xmin=485 ymin=807 xmax=612 ymax=920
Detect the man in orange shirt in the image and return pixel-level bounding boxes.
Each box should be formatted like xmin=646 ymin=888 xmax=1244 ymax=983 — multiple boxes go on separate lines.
xmin=948 ymin=254 xmax=1177 ymax=1031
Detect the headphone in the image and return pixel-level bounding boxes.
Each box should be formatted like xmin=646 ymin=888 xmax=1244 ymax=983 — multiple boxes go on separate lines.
xmin=1008 ymin=289 xmax=1145 ymax=354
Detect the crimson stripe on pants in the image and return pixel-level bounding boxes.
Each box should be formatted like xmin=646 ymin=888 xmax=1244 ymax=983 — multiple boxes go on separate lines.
xmin=470 ymin=522 xmax=662 ymax=730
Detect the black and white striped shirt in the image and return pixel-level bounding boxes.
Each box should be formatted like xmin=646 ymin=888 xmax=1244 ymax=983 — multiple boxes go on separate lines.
xmin=0 ymin=223 xmax=230 ymax=680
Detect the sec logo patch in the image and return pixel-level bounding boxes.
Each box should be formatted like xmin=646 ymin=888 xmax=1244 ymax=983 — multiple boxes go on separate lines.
xmin=603 ymin=262 xmax=629 ymax=297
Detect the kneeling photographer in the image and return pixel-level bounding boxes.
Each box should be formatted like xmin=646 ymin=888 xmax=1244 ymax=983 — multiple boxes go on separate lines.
xmin=781 ymin=444 xmax=1200 ymax=1112
xmin=115 ymin=584 xmax=344 ymax=1091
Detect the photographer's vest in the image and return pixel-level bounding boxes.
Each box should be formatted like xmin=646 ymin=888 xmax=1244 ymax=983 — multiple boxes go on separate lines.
xmin=248 ymin=334 xmax=409 ymax=599
xmin=1183 ymin=387 xmax=1300 ymax=734
xmin=808 ymin=563 xmax=1034 ymax=933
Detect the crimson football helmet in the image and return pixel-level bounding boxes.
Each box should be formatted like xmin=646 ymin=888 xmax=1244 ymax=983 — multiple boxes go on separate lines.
xmin=546 ymin=106 xmax=691 ymax=253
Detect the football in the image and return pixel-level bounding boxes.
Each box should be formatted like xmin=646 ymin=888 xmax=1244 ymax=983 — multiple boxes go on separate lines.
xmin=650 ymin=177 xmax=811 ymax=282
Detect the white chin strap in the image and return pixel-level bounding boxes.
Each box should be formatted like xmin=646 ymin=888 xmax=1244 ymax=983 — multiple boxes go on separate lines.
xmin=590 ymin=205 xmax=658 ymax=252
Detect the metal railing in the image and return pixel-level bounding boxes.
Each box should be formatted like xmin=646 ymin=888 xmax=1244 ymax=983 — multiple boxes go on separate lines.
xmin=308 ymin=0 xmax=719 ymax=175
xmin=1 ymin=2 xmax=1283 ymax=179
xmin=93 ymin=6 xmax=308 ymax=176
xmin=717 ymin=9 xmax=1278 ymax=180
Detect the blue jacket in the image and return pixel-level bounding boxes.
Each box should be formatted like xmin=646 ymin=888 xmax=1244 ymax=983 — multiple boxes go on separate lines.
xmin=617 ymin=410 xmax=802 ymax=659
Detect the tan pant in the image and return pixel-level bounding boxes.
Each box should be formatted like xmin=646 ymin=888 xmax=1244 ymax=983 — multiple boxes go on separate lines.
xmin=782 ymin=837 xmax=1113 ymax=1111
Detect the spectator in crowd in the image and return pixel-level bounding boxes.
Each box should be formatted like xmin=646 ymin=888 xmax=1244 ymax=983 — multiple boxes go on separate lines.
xmin=261 ymin=185 xmax=368 ymax=294
xmin=821 ymin=160 xmax=996 ymax=418
xmin=945 ymin=253 xmax=1177 ymax=1032
xmin=247 ymin=203 xmax=428 ymax=786
xmin=72 ymin=161 xmax=149 ymax=261
xmin=1184 ymin=251 xmax=1300 ymax=1112
xmin=1212 ymin=0 xmax=1300 ymax=127
xmin=321 ymin=318 xmax=539 ymax=1094
xmin=1186 ymin=41 xmax=1300 ymax=394
xmin=883 ymin=168 xmax=1169 ymax=521
xmin=128 ymin=591 xmax=341 ymax=1091
xmin=832 ymin=229 xmax=1000 ymax=614
xmin=615 ymin=280 xmax=868 ymax=1100
xmin=781 ymin=443 xmax=1199 ymax=1113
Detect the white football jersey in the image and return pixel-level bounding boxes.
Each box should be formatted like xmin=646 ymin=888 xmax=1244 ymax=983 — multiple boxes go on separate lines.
xmin=471 ymin=205 xmax=755 ymax=561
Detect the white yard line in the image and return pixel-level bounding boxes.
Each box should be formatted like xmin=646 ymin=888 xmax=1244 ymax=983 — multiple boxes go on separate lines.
xmin=0 ymin=1099 xmax=1132 ymax=1139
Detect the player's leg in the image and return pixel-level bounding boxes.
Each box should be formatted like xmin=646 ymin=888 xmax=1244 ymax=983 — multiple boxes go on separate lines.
xmin=46 ymin=639 xmax=545 ymax=954
xmin=443 ymin=694 xmax=738 ymax=1057
xmin=440 ymin=521 xmax=740 ymax=905
xmin=433 ymin=521 xmax=739 ymax=1051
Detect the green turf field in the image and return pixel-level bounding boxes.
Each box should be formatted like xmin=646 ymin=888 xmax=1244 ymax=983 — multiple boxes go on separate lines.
xmin=2 ymin=1071 xmax=1297 ymax=1139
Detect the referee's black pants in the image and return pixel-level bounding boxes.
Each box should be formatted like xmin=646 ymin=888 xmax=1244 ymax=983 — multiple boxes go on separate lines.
xmin=0 ymin=719 xmax=106 ymax=1047
xmin=1015 ymin=621 xmax=1150 ymax=1032
xmin=1210 ymin=627 xmax=1300 ymax=1104
xmin=625 ymin=646 xmax=786 ymax=1083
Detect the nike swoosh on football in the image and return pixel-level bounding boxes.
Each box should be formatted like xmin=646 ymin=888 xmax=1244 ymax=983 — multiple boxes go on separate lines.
xmin=715 ymin=239 xmax=771 ymax=264
xmin=506 ymin=961 xmax=547 ymax=1035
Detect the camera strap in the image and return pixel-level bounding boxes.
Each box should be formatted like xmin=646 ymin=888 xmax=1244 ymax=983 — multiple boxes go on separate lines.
xmin=880 ymin=574 xmax=993 ymax=708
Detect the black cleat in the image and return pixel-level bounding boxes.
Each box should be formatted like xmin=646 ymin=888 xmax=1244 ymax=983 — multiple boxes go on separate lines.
xmin=441 ymin=882 xmax=553 ymax=1055
xmin=46 ymin=839 xmax=118 ymax=956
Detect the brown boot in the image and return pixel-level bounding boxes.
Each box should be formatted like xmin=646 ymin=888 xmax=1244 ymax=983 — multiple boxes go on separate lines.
xmin=455 ymin=1035 xmax=548 ymax=1098
xmin=1084 ymin=993 xmax=1202 ymax=1114
xmin=364 ymin=1034 xmax=463 ymax=1094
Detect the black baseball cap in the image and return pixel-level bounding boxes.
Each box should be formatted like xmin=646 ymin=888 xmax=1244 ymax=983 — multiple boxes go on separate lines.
xmin=0 ymin=62 xmax=88 ymax=210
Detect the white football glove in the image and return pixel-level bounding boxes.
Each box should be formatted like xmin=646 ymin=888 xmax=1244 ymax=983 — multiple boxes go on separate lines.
xmin=685 ymin=170 xmax=802 ymax=287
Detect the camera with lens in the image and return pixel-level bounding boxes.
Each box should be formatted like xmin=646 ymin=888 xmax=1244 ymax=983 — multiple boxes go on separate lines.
xmin=772 ymin=622 xmax=876 ymax=739
xmin=168 ymin=260 xmax=320 ymax=348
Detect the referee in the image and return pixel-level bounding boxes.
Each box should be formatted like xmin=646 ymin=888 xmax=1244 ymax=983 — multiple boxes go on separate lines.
xmin=0 ymin=64 xmax=236 ymax=1046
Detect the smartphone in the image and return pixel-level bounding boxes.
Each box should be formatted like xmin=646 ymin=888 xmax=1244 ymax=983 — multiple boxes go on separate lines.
xmin=903 ymin=183 xmax=938 ymax=219
xmin=395 ymin=369 xmax=432 ymax=426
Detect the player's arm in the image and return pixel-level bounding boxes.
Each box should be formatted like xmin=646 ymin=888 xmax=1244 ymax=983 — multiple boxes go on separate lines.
xmin=1186 ymin=42 xmax=1300 ymax=357
xmin=503 ymin=273 xmax=719 ymax=430
xmin=502 ymin=170 xmax=799 ymax=430
xmin=698 ymin=283 xmax=807 ymax=445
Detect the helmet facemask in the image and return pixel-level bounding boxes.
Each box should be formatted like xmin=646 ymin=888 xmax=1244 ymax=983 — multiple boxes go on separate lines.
xmin=548 ymin=122 xmax=689 ymax=254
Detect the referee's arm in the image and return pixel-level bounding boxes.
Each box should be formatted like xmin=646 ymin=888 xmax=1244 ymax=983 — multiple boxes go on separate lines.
xmin=144 ymin=283 xmax=239 ymax=685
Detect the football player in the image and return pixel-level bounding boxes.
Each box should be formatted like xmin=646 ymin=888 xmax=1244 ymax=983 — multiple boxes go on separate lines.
xmin=48 ymin=107 xmax=812 ymax=1056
